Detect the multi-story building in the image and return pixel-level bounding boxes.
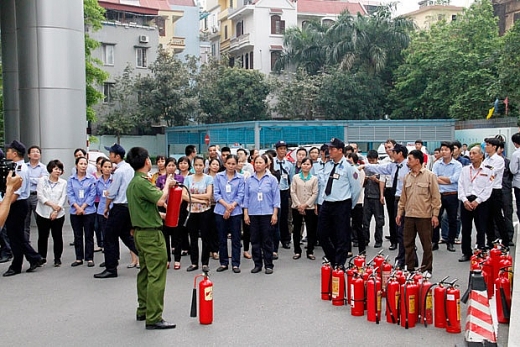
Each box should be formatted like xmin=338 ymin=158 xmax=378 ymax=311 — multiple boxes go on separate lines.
xmin=403 ymin=2 xmax=464 ymax=30
xmin=493 ymin=0 xmax=520 ymax=35
xmin=297 ymin=0 xmax=366 ymax=28
xmin=166 ymin=0 xmax=200 ymax=60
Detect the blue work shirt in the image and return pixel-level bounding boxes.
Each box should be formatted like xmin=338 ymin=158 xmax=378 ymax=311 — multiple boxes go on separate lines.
xmin=364 ymin=159 xmax=409 ymax=198
xmin=456 ymin=155 xmax=470 ymax=167
xmin=107 ymin=161 xmax=134 ymax=204
xmin=243 ymin=172 xmax=281 ymax=215
xmin=26 ymin=162 xmax=47 ymax=192
xmin=318 ymin=158 xmax=361 ymax=205
xmin=96 ymin=175 xmax=113 ymax=215
xmin=14 ymin=159 xmax=31 ymax=200
xmin=432 ymin=158 xmax=462 ymax=193
xmin=274 ymin=158 xmax=294 ymax=191
xmin=67 ymin=173 xmax=97 ymax=214
xmin=213 ymin=171 xmax=245 ymax=216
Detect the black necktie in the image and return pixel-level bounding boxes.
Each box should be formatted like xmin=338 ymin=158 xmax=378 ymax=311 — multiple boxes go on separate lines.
xmin=392 ymin=164 xmax=402 ymax=194
xmin=325 ymin=163 xmax=339 ymax=196
xmin=278 ymin=161 xmax=290 ymax=184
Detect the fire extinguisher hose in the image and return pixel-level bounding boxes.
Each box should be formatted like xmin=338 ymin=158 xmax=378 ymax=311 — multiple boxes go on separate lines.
xmin=404 ymin=282 xmax=408 ymax=329
xmin=422 ymin=283 xmax=435 ymax=327
xmin=385 ymin=279 xmax=397 ymax=324
xmin=179 ymin=184 xmax=192 ymax=227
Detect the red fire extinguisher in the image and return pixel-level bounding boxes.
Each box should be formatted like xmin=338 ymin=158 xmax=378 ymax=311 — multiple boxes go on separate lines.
xmin=190 ymin=270 xmax=213 ymax=325
xmin=481 ymin=256 xmax=494 ymax=299
xmin=400 ymin=276 xmax=418 ymax=329
xmin=419 ymin=272 xmax=434 ymax=327
xmin=346 ymin=266 xmax=356 ymax=306
xmin=385 ymin=275 xmax=400 ymax=324
xmin=165 ymin=184 xmax=191 ymax=228
xmin=372 ymin=251 xmax=385 ymax=280
xmin=381 ymin=258 xmax=392 ymax=298
xmin=367 ymin=273 xmax=382 ymax=323
xmin=495 ymin=268 xmax=512 ymax=324
xmin=433 ymin=276 xmax=449 ymax=329
xmin=353 ymin=253 xmax=366 ymax=274
xmin=331 ymin=267 xmax=345 ymax=306
xmin=321 ymin=261 xmax=332 ymax=301
xmin=445 ymin=279 xmax=461 ymax=334
xmin=351 ymin=273 xmax=365 ymax=316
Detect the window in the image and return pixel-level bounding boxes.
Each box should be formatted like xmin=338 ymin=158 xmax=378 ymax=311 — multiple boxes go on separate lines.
xmin=103 ymin=83 xmax=115 ymax=103
xmin=451 ymin=15 xmax=457 ymax=21
xmin=136 ymin=48 xmax=147 ymax=68
xmin=322 ymin=19 xmax=335 ymax=27
xmin=103 ymin=44 xmax=115 ymax=66
xmin=156 ymin=16 xmax=166 ymax=36
xmin=249 ymin=52 xmax=253 ymax=69
xmin=271 ymin=15 xmax=285 ymax=35
xmin=236 ymin=21 xmax=243 ymax=37
xmin=271 ymin=51 xmax=281 ymax=71
xmin=224 ymin=25 xmax=228 ymax=40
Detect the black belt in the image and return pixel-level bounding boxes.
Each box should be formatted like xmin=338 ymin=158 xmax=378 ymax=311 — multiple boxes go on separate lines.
xmin=30 ymin=191 xmax=37 ymax=195
xmin=113 ymin=203 xmax=128 ymax=207
xmin=323 ymin=199 xmax=351 ymax=204
xmin=134 ymin=227 xmax=161 ymax=231
xmin=441 ymin=191 xmax=458 ymax=196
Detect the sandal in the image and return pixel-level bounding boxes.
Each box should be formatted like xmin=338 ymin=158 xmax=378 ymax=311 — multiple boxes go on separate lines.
xmin=307 ymin=254 xmax=316 ymax=260
xmin=293 ymin=254 xmax=301 ymax=260
xmin=243 ymin=251 xmax=252 ymax=259
xmin=173 ymin=262 xmax=181 ymax=270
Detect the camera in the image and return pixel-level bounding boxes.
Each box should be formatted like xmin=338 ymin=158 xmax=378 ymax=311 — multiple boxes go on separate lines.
xmin=0 ymin=159 xmax=17 ymax=194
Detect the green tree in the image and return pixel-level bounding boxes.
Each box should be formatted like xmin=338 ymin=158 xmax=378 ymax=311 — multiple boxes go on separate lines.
xmin=391 ymin=0 xmax=501 ymax=120
xmin=84 ymin=0 xmax=109 ymax=122
xmin=497 ymin=22 xmax=520 ymax=117
xmin=136 ymin=48 xmax=200 ymax=127
xmin=96 ymin=65 xmax=140 ymax=142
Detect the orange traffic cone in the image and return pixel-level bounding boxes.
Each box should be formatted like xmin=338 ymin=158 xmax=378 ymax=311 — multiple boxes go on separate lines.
xmin=464 ymin=270 xmax=497 ymax=347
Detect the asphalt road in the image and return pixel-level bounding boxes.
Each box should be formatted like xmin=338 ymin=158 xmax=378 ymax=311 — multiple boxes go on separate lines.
xmin=0 ymin=226 xmax=510 ymax=347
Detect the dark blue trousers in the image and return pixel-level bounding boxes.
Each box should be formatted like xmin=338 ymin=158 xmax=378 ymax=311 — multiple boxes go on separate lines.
xmin=317 ymin=199 xmax=352 ymax=268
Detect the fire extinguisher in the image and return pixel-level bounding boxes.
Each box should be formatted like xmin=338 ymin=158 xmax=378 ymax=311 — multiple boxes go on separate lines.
xmin=321 ymin=260 xmax=332 ymax=301
xmin=481 ymin=257 xmax=494 ymax=299
xmin=499 ymin=253 xmax=513 ymax=285
xmin=490 ymin=239 xmax=502 ymax=282
xmin=385 ymin=274 xmax=400 ymax=324
xmin=495 ymin=268 xmax=512 ymax=323
xmin=190 ymin=270 xmax=213 ymax=325
xmin=367 ymin=272 xmax=382 ymax=324
xmin=331 ymin=267 xmax=346 ymax=306
xmin=444 ymin=279 xmax=461 ymax=334
xmin=165 ymin=183 xmax=192 ymax=228
xmin=400 ymin=275 xmax=418 ymax=329
xmin=372 ymin=251 xmax=386 ymax=280
xmin=351 ymin=273 xmax=365 ymax=316
xmin=353 ymin=252 xmax=366 ymax=274
xmin=420 ymin=273 xmax=434 ymax=327
xmin=381 ymin=258 xmax=392 ymax=298
xmin=433 ymin=276 xmax=450 ymax=329
xmin=346 ymin=265 xmax=356 ymax=306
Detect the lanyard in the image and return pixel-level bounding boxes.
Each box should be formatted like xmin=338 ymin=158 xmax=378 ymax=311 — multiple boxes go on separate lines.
xmin=469 ymin=166 xmax=481 ymax=183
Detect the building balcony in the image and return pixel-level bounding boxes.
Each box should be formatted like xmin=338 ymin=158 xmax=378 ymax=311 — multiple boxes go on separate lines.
xmin=229 ymin=33 xmax=253 ymax=52
xmin=218 ymin=8 xmax=229 ymax=21
xmin=228 ymin=4 xmax=254 ymax=20
xmin=169 ymin=36 xmax=185 ymax=53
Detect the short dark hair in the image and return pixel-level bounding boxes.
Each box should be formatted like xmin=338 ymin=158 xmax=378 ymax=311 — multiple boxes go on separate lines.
xmin=345 ymin=145 xmax=354 ymax=153
xmin=440 ymin=141 xmax=454 ymax=153
xmin=409 ymin=149 xmax=424 ymax=164
xmin=484 ymin=137 xmax=500 ymax=148
xmin=185 ymin=145 xmax=196 ymax=156
xmin=367 ymin=150 xmax=379 ymax=159
xmin=265 ymin=149 xmax=276 ymax=158
xmin=512 ymin=133 xmax=520 ymax=146
xmin=225 ymin=154 xmax=239 ymax=164
xmin=28 ymin=146 xmax=41 ymax=154
xmin=156 ymin=155 xmax=166 ymax=163
xmin=237 ymin=148 xmax=248 ymax=156
xmin=193 ymin=156 xmax=205 ymax=165
xmin=347 ymin=152 xmax=358 ymax=163
xmin=99 ymin=158 xmax=111 ymax=169
xmin=452 ymin=140 xmax=462 ymax=149
xmin=415 ymin=139 xmax=423 ymax=145
xmin=74 ymin=148 xmax=86 ymax=156
xmin=385 ymin=139 xmax=396 ymax=146
xmin=208 ymin=158 xmax=222 ymax=171
xmin=75 ymin=156 xmax=88 ymax=165
xmin=221 ymin=146 xmax=231 ymax=153
xmin=434 ymin=148 xmax=441 ymax=153
xmin=309 ymin=147 xmax=319 ymax=154
xmin=296 ymin=147 xmax=308 ymax=155
xmin=177 ymin=156 xmax=192 ymax=170
xmin=47 ymin=159 xmax=64 ymax=174
xmin=301 ymin=157 xmax=313 ymax=166
xmin=126 ymin=147 xmax=149 ymax=170
xmin=165 ymin=157 xmax=177 ymax=167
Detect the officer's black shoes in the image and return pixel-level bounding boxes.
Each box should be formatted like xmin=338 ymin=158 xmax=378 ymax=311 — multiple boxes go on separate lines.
xmin=94 ymin=270 xmax=118 ymax=278
xmin=145 ymin=320 xmax=176 ymax=330
xmin=458 ymin=255 xmax=471 ymax=262
xmin=3 ymin=269 xmax=20 ymax=277
xmin=447 ymin=243 xmax=455 ymax=252
xmin=431 ymin=243 xmax=439 ymax=251
xmin=389 ymin=243 xmax=397 ymax=251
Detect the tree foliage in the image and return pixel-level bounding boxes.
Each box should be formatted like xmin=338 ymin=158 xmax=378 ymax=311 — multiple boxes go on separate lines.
xmin=84 ymin=0 xmax=109 ymax=122
xmin=391 ymin=0 xmax=501 ymax=120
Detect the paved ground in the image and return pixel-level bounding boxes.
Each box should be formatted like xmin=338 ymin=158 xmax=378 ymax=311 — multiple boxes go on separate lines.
xmin=0 ymin=227 xmax=511 ymax=347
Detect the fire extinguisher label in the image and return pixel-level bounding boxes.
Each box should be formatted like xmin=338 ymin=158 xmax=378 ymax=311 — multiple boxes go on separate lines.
xmin=446 ymin=294 xmax=455 ymax=301
xmin=377 ymin=291 xmax=382 ymax=311
xmin=332 ymin=277 xmax=339 ymax=298
xmin=409 ymin=295 xmax=415 ymax=314
xmin=204 ymin=287 xmax=213 ymax=301
xmin=426 ymin=293 xmax=432 ymax=309
xmin=456 ymin=299 xmax=460 ymax=320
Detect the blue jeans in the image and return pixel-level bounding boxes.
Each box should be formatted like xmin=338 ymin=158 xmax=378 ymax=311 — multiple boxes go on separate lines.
xmin=215 ymin=214 xmax=242 ymax=267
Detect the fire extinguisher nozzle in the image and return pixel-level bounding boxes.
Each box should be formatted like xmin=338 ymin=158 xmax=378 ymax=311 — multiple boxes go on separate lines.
xmin=190 ymin=288 xmax=197 ymax=318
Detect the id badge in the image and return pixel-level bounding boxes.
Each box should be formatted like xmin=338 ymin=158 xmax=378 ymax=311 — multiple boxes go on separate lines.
xmin=333 ymin=173 xmax=340 ymax=179
xmin=257 ymin=192 xmax=263 ymax=201
xmin=79 ymin=189 xmax=85 ymax=199
xmin=281 ymin=174 xmax=288 ymax=180
xmin=103 ymin=190 xmax=108 ymax=197
xmin=226 ymin=184 xmax=231 ymax=193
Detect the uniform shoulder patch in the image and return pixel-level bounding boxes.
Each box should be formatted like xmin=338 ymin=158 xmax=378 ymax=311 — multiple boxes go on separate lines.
xmin=353 ymin=172 xmax=358 ymax=180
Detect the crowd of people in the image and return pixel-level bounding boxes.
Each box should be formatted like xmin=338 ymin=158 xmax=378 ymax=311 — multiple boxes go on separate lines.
xmin=0 ymin=135 xmax=516 ymax=327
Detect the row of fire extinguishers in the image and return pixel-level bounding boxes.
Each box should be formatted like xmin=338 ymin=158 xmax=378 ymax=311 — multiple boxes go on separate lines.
xmin=321 ymin=250 xmax=461 ymax=333
xmin=462 ymin=239 xmax=513 ymax=324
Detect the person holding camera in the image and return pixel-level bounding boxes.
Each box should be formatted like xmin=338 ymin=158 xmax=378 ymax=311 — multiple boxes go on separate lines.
xmin=3 ymin=140 xmax=45 ymax=277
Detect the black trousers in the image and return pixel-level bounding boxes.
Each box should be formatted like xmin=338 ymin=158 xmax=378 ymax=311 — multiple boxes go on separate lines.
xmin=36 ymin=214 xmax=64 ymax=261
xmin=486 ymin=189 xmax=509 ymax=246
xmin=279 ymin=190 xmax=291 ymax=244
xmin=6 ymin=199 xmax=41 ymax=272
xmin=70 ymin=213 xmax=95 ymax=261
xmin=461 ymin=200 xmax=488 ymax=256
xmin=351 ymin=203 xmax=366 ymax=254
xmin=104 ymin=205 xmax=138 ymax=273
xmin=187 ymin=210 xmax=212 ymax=266
xmin=292 ymin=208 xmax=318 ymax=255
xmin=384 ymin=189 xmax=397 ymax=244
xmin=317 ymin=199 xmax=352 ymax=268
xmin=250 ymin=215 xmax=274 ymax=269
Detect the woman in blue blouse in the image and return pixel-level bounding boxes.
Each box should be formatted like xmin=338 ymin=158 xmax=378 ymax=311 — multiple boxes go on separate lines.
xmin=95 ymin=158 xmax=112 ymax=254
xmin=214 ymin=155 xmax=245 ymax=273
xmin=243 ymin=154 xmax=280 ymax=274
xmin=67 ymin=157 xmax=97 ymax=267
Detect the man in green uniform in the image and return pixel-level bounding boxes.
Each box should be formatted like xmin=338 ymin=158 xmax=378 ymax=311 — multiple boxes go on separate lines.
xmin=126 ymin=147 xmax=176 ymax=330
